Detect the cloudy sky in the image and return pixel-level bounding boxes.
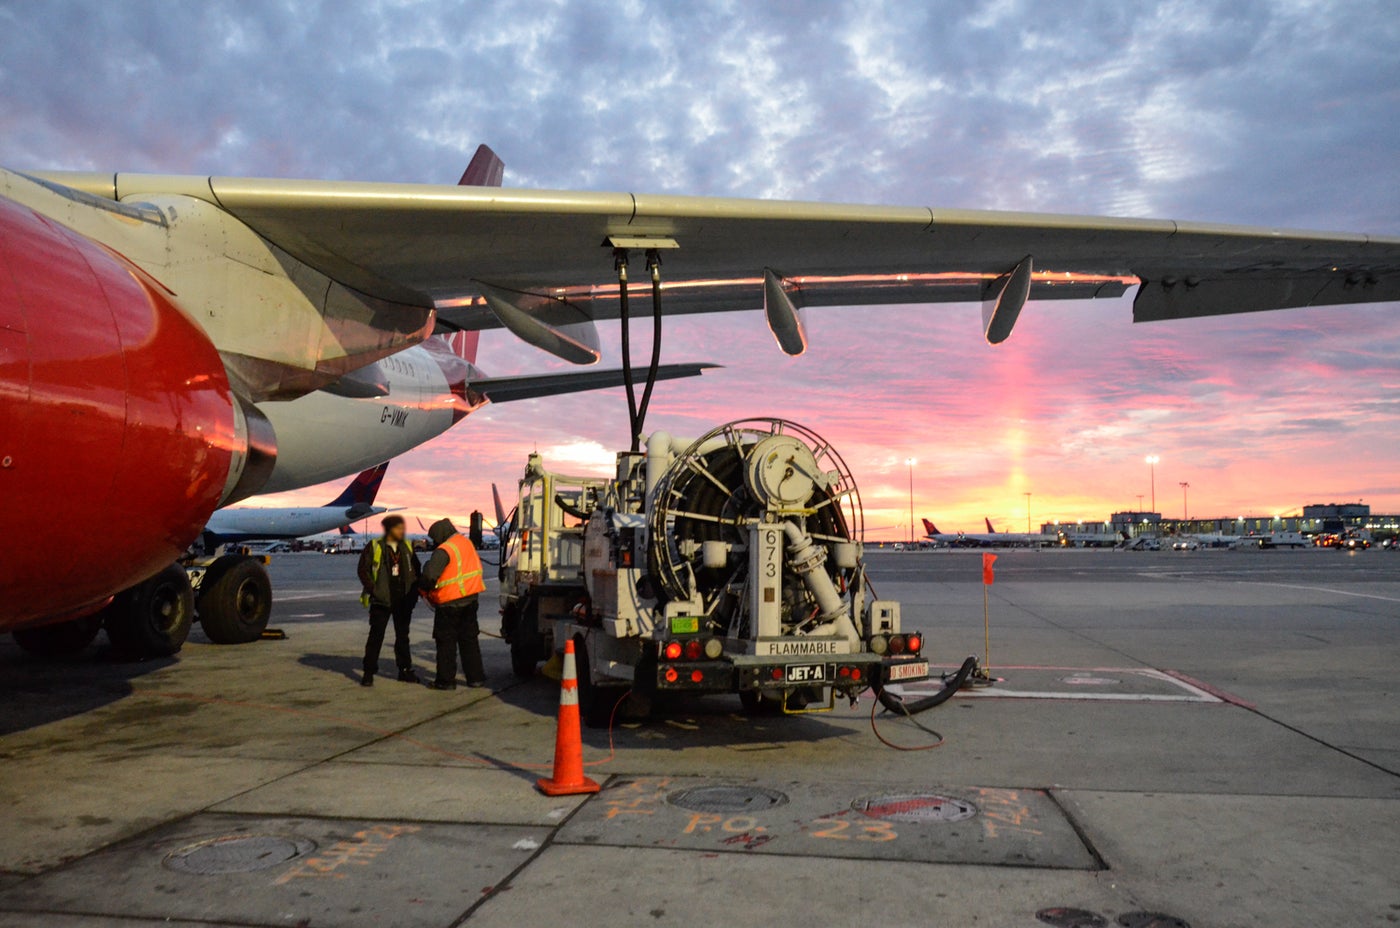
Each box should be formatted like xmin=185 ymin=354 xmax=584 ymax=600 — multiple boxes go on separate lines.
xmin=3 ymin=0 xmax=1398 ymax=535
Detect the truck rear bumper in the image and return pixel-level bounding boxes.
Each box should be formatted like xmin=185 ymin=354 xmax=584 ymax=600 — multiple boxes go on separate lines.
xmin=655 ymin=653 xmax=929 ymax=692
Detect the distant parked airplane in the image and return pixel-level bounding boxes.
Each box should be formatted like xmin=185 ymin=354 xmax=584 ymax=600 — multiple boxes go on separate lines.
xmin=202 ymin=463 xmax=392 ymax=546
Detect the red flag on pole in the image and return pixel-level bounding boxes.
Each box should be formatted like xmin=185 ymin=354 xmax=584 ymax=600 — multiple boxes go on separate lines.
xmin=982 ymin=552 xmax=997 ymax=585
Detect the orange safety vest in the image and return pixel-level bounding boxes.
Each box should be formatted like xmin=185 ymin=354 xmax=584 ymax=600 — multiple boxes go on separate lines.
xmin=424 ymin=534 xmax=486 ymax=605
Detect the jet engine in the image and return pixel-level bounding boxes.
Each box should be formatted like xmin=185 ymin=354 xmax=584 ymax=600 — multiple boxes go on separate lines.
xmin=0 ymin=195 xmax=272 ymax=631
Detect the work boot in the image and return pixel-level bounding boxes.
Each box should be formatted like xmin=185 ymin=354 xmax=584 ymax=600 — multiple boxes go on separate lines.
xmin=360 ymin=674 xmax=374 ymax=687
xmin=431 ymin=679 xmax=457 ymax=691
xmin=397 ymin=668 xmax=420 ymax=684
xmin=465 ymin=680 xmax=486 ymax=688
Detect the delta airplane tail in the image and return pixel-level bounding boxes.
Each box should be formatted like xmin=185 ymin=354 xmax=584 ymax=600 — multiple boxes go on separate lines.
xmin=326 ymin=462 xmax=390 ymax=510
xmin=921 ymin=518 xmax=939 ymax=535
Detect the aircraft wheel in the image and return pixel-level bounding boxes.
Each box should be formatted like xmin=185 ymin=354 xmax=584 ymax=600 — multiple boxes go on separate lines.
xmin=12 ymin=614 xmax=104 ymax=658
xmin=104 ymin=564 xmax=194 ymax=657
xmin=197 ymin=557 xmax=272 ymax=644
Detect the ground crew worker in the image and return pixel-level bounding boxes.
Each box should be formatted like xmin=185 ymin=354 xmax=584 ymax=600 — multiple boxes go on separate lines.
xmin=420 ymin=518 xmax=487 ymax=690
xmin=356 ymin=515 xmax=422 ymax=686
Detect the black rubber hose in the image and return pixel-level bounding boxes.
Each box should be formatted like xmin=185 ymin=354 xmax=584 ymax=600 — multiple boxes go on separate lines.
xmin=634 ymin=259 xmax=665 ymax=441
xmin=617 ymin=258 xmax=638 ymax=451
xmin=875 ymin=655 xmax=978 ymax=714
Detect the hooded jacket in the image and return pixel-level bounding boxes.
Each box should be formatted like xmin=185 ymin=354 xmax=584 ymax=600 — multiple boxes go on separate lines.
xmin=420 ymin=519 xmax=477 ymax=599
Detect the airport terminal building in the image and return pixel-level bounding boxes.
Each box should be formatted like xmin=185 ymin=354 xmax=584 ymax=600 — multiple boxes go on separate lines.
xmin=1042 ymin=502 xmax=1399 ymax=539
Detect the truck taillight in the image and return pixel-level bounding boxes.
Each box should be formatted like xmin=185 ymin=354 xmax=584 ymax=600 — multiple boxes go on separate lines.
xmin=684 ymin=639 xmax=704 ymax=660
xmin=664 ymin=667 xmax=679 ymax=683
xmin=703 ymin=637 xmax=724 ymax=659
xmin=889 ymin=635 xmax=906 ymax=654
xmin=664 ymin=641 xmax=683 ymax=660
xmin=770 ymin=667 xmax=784 ymax=681
xmin=690 ymin=670 xmax=704 ymax=683
xmin=906 ymin=634 xmax=922 ymax=653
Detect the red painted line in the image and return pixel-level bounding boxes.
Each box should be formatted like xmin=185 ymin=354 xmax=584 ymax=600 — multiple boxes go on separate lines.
xmin=1159 ymin=670 xmax=1256 ymax=709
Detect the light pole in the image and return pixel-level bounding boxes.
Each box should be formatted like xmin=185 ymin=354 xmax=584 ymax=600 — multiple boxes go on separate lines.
xmin=1023 ymin=492 xmax=1032 ymax=533
xmin=905 ymin=458 xmax=917 ymax=544
xmin=1179 ymin=482 xmax=1190 ymax=521
xmin=1145 ymin=455 xmax=1159 ymax=512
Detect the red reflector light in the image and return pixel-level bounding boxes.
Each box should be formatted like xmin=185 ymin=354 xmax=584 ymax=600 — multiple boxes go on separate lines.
xmin=851 ymin=668 xmax=862 ymax=681
xmin=684 ymin=639 xmax=704 ymax=660
xmin=838 ymin=666 xmax=851 ymax=679
xmin=906 ymin=634 xmax=922 ymax=653
xmin=664 ymin=641 xmax=683 ymax=660
xmin=690 ymin=670 xmax=704 ymax=683
xmin=889 ymin=635 xmax=906 ymax=654
xmin=664 ymin=667 xmax=679 ymax=683
xmin=770 ymin=667 xmax=783 ymax=680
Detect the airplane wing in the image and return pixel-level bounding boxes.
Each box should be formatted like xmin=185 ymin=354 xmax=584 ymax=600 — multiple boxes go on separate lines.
xmin=469 ymin=363 xmax=718 ymax=403
xmin=37 ymin=171 xmax=1400 ymax=357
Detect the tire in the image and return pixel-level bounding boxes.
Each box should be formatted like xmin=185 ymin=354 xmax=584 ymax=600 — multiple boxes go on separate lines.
xmin=12 ymin=614 xmax=103 ymax=658
xmin=104 ymin=564 xmax=194 ymax=656
xmin=509 ymin=596 xmax=541 ymax=678
xmin=197 ymin=557 xmax=272 ymax=644
xmin=572 ymin=634 xmax=618 ymax=729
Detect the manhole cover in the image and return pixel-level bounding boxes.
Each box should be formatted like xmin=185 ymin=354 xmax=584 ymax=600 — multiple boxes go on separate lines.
xmin=1117 ymin=914 xmax=1191 ymax=928
xmin=851 ymin=793 xmax=978 ymax=823
xmin=1037 ymin=909 xmax=1108 ymax=928
xmin=164 ymin=834 xmax=316 ymax=875
xmin=1060 ymin=674 xmax=1120 ymax=686
xmin=668 ymin=785 xmax=789 ymax=812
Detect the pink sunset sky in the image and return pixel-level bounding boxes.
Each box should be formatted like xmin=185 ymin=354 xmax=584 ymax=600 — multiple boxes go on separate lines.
xmin=3 ymin=1 xmax=1397 ymax=537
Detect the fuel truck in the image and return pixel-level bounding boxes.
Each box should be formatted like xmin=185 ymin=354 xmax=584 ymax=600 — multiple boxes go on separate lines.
xmin=499 ymin=418 xmax=929 ymax=726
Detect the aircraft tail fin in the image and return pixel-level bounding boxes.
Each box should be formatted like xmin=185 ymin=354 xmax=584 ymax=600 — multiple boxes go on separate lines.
xmin=440 ymin=330 xmax=480 ymax=365
xmin=985 ymin=518 xmax=997 ymax=533
xmin=921 ymin=518 xmax=938 ymax=535
xmin=327 ymin=462 xmax=390 ymax=508
xmin=492 ymin=483 xmax=507 ymax=528
xmin=458 ymin=144 xmax=505 ymax=187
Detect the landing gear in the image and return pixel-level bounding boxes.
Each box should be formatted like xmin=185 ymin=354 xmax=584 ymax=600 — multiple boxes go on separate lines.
xmin=196 ymin=556 xmax=272 ymax=644
xmin=12 ymin=614 xmax=103 ymax=658
xmin=103 ymin=564 xmax=195 ymax=656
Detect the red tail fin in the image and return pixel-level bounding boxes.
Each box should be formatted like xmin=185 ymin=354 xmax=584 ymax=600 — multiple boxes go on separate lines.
xmin=459 ymin=144 xmax=504 ymax=187
xmin=921 ymin=518 xmax=938 ymax=535
xmin=985 ymin=518 xmax=997 ymax=533
xmin=442 ymin=330 xmax=480 ymax=364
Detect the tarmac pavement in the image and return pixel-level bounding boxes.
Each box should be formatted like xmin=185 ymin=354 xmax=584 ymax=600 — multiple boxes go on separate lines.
xmin=0 ymin=547 xmax=1396 ymax=927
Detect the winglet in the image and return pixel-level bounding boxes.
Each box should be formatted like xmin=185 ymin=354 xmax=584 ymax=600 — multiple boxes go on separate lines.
xmin=327 ymin=462 xmax=390 ymax=508
xmin=459 ymin=144 xmax=504 ymax=187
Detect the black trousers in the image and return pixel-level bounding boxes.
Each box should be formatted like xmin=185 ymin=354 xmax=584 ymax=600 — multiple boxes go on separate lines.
xmin=433 ymin=596 xmax=485 ymax=685
xmin=363 ymin=601 xmax=414 ymax=676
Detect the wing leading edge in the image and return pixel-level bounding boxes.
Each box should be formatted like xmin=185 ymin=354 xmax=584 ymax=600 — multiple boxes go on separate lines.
xmin=36 ymin=170 xmax=1400 ymax=345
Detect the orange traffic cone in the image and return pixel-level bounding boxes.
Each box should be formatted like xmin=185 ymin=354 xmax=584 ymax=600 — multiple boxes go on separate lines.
xmin=536 ymin=639 xmax=601 ymax=796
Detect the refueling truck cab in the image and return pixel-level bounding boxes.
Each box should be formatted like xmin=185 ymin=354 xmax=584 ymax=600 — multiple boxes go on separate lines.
xmin=499 ymin=418 xmax=930 ymax=726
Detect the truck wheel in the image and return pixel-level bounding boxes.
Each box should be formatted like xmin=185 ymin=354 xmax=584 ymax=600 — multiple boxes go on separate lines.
xmin=104 ymin=564 xmax=194 ymax=657
xmin=13 ymin=614 xmax=103 ymax=658
xmin=509 ymin=597 xmax=541 ymax=678
xmin=572 ymin=635 xmax=618 ymax=729
xmin=197 ymin=557 xmax=272 ymax=644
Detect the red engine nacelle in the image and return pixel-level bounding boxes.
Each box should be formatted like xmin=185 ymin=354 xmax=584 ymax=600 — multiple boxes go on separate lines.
xmin=0 ymin=195 xmax=248 ymax=630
